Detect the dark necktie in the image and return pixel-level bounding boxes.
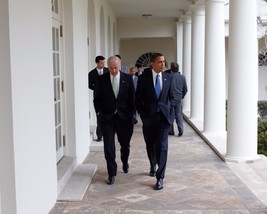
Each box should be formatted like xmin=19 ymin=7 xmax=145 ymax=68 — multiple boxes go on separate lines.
xmin=155 ymin=74 xmax=161 ymax=99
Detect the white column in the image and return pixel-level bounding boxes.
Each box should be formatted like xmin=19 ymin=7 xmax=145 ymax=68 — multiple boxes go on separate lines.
xmin=176 ymin=20 xmax=183 ymax=71
xmin=182 ymin=13 xmax=192 ymax=115
xmin=190 ymin=2 xmax=205 ymax=126
xmin=203 ymin=0 xmax=226 ymax=134
xmin=0 ymin=1 xmax=17 ymax=213
xmin=225 ymin=0 xmax=259 ymax=162
xmin=0 ymin=0 xmax=58 ymax=213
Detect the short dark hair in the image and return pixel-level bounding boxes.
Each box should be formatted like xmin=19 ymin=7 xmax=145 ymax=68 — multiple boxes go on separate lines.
xmin=150 ymin=52 xmax=164 ymax=62
xmin=115 ymin=54 xmax=121 ymax=59
xmin=171 ymin=62 xmax=179 ymax=72
xmin=95 ymin=55 xmax=105 ymax=63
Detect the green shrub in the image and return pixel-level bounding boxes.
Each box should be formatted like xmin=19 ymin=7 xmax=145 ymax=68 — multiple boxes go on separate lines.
xmin=258 ymin=101 xmax=267 ymax=156
xmin=258 ymin=101 xmax=267 ymax=118
xmin=258 ymin=119 xmax=267 ymax=156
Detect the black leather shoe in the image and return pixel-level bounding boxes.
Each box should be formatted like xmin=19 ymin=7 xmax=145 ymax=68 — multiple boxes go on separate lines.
xmin=107 ymin=176 xmax=115 ymax=185
xmin=123 ymin=163 xmax=129 ymax=173
xmin=155 ymin=178 xmax=163 ymax=190
xmin=96 ymin=137 xmax=102 ymax=142
xmin=149 ymin=166 xmax=156 ymax=177
xmin=178 ymin=131 xmax=183 ymax=137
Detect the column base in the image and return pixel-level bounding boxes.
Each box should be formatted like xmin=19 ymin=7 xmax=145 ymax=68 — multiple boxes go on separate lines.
xmin=225 ymin=154 xmax=261 ymax=164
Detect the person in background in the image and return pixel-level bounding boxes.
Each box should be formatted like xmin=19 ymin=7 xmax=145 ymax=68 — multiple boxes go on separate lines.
xmin=129 ymin=67 xmax=138 ymax=90
xmin=165 ymin=62 xmax=188 ymax=136
xmin=94 ymin=56 xmax=135 ymax=185
xmin=115 ymin=54 xmax=129 ymax=74
xmin=129 ymin=67 xmax=138 ymax=124
xmin=136 ymin=65 xmax=143 ymax=76
xmin=135 ymin=52 xmax=174 ymax=190
xmin=88 ymin=55 xmax=109 ymax=141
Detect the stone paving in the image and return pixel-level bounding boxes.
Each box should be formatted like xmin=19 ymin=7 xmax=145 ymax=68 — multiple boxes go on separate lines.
xmin=50 ymin=120 xmax=267 ymax=214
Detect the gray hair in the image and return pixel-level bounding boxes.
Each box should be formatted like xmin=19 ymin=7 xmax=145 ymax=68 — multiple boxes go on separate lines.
xmin=107 ymin=55 xmax=121 ymax=65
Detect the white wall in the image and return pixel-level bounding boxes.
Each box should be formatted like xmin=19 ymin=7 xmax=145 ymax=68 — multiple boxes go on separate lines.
xmin=118 ymin=17 xmax=177 ymax=39
xmin=0 ymin=0 xmax=17 ymax=213
xmin=72 ymin=0 xmax=91 ymax=163
xmin=119 ymin=38 xmax=177 ymax=68
xmin=4 ymin=0 xmax=57 ymax=213
xmin=64 ymin=0 xmax=76 ymax=158
xmin=94 ymin=0 xmax=117 ymax=57
xmin=0 ymin=189 xmax=2 ymax=214
xmin=64 ymin=0 xmax=92 ymax=164
xmin=117 ymin=17 xmax=177 ymax=68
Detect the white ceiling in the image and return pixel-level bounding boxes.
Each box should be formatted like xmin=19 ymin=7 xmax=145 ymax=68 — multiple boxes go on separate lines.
xmin=108 ymin=0 xmax=267 ymax=39
xmin=109 ymin=0 xmax=193 ymax=19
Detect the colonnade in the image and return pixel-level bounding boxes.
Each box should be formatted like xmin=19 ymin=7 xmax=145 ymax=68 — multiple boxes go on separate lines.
xmin=177 ymin=0 xmax=259 ymax=162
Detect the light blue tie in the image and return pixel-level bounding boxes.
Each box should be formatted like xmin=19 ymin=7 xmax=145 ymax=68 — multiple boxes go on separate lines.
xmin=155 ymin=74 xmax=161 ymax=99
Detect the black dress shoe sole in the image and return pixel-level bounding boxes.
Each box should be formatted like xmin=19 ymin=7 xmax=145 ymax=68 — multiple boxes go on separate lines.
xmin=107 ymin=177 xmax=115 ymax=185
xmin=149 ymin=167 xmax=156 ymax=177
xmin=155 ymin=179 xmax=164 ymax=190
xmin=123 ymin=164 xmax=129 ymax=173
xmin=123 ymin=168 xmax=129 ymax=173
xmin=155 ymin=185 xmax=163 ymax=190
xmin=149 ymin=172 xmax=156 ymax=177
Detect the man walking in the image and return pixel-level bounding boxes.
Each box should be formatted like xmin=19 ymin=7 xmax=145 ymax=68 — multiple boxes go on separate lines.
xmin=94 ymin=56 xmax=135 ymax=185
xmin=165 ymin=62 xmax=188 ymax=136
xmin=88 ymin=55 xmax=109 ymax=141
xmin=135 ymin=53 xmax=174 ymax=190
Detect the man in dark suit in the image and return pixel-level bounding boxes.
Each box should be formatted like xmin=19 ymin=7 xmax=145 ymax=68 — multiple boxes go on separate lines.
xmin=88 ymin=55 xmax=109 ymax=141
xmin=115 ymin=54 xmax=129 ymax=74
xmin=135 ymin=53 xmax=174 ymax=190
xmin=165 ymin=62 xmax=188 ymax=136
xmin=94 ymin=56 xmax=135 ymax=185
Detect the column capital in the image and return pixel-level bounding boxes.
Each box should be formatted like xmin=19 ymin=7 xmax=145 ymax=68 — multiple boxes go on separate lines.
xmin=183 ymin=11 xmax=192 ymax=24
xmin=205 ymin=0 xmax=225 ymax=4
xmin=195 ymin=0 xmax=205 ymax=6
xmin=176 ymin=21 xmax=183 ymax=27
xmin=178 ymin=16 xmax=184 ymax=23
xmin=191 ymin=4 xmax=205 ymax=16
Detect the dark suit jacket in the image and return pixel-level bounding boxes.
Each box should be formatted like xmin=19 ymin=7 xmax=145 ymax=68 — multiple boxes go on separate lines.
xmin=135 ymin=69 xmax=174 ymax=125
xmin=165 ymin=70 xmax=188 ymax=101
xmin=88 ymin=67 xmax=109 ymax=90
xmin=94 ymin=72 xmax=135 ymax=122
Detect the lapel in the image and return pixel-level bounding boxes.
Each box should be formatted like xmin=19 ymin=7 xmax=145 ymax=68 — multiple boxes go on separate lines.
xmin=147 ymin=70 xmax=158 ymax=100
xmin=103 ymin=72 xmax=116 ymax=99
xmin=118 ymin=72 xmax=126 ymax=98
xmin=161 ymin=72 xmax=168 ymax=95
xmin=103 ymin=67 xmax=109 ymax=74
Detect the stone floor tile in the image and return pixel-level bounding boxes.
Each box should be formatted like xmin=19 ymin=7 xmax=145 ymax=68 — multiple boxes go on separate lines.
xmin=49 ymin=121 xmax=267 ymax=214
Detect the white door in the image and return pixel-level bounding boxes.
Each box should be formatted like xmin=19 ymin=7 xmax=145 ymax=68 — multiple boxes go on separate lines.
xmin=52 ymin=0 xmax=64 ymax=162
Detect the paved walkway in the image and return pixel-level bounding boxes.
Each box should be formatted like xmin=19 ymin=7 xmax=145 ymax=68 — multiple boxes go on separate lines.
xmin=50 ymin=120 xmax=267 ymax=214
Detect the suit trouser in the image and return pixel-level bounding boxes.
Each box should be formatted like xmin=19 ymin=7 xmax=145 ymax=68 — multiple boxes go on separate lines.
xmin=142 ymin=112 xmax=170 ymax=179
xmin=99 ymin=113 xmax=134 ymax=177
xmin=96 ymin=115 xmax=103 ymax=139
xmin=169 ymin=100 xmax=183 ymax=134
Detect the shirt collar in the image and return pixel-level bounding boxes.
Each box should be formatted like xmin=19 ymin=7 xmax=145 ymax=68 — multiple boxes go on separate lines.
xmin=110 ymin=71 xmax=120 ymax=80
xmin=152 ymin=69 xmax=161 ymax=78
